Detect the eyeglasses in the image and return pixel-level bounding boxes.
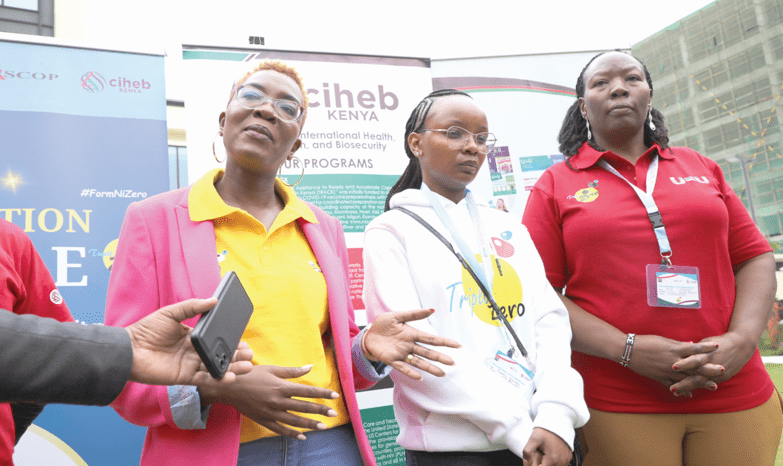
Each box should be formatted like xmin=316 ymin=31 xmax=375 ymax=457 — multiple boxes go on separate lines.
xmin=234 ymin=85 xmax=305 ymax=122
xmin=418 ymin=126 xmax=497 ymax=154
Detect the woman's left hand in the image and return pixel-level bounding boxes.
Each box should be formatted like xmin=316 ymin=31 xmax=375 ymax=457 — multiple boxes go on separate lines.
xmin=669 ymin=331 xmax=758 ymax=395
xmin=364 ymin=308 xmax=461 ymax=380
xmin=670 ymin=253 xmax=776 ymax=396
xmin=674 ymin=331 xmax=756 ymax=378
xmin=522 ymin=427 xmax=572 ymax=466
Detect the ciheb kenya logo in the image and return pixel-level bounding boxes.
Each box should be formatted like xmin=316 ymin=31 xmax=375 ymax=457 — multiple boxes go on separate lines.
xmin=81 ymin=71 xmax=151 ymax=94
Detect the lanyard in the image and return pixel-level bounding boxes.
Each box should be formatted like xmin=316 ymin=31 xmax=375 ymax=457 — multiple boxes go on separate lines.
xmin=597 ymin=155 xmax=672 ymax=264
xmin=421 ymin=185 xmax=496 ymax=291
xmin=420 ymin=185 xmax=526 ymax=356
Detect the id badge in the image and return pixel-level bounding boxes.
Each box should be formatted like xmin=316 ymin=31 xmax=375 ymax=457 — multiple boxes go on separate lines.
xmin=646 ymin=264 xmax=701 ymax=308
xmin=484 ymin=341 xmax=536 ymax=396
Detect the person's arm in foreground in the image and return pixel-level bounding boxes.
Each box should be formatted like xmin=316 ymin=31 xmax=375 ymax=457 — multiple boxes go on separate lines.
xmin=0 ymin=298 xmax=253 ymax=405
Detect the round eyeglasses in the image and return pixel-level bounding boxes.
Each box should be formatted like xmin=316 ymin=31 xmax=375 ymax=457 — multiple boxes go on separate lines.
xmin=418 ymin=126 xmax=497 ymax=154
xmin=234 ymin=85 xmax=305 ymax=122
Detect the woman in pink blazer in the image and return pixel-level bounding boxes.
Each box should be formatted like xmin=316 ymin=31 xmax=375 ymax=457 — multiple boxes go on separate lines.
xmin=104 ymin=61 xmax=457 ymax=466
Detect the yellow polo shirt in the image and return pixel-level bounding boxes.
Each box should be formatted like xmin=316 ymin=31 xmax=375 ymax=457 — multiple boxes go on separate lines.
xmin=189 ymin=169 xmax=350 ymax=442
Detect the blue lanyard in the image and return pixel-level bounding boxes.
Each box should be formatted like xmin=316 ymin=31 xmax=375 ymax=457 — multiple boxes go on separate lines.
xmin=598 ymin=155 xmax=673 ymax=264
xmin=421 ymin=185 xmax=495 ymax=291
xmin=421 ymin=185 xmax=526 ymax=355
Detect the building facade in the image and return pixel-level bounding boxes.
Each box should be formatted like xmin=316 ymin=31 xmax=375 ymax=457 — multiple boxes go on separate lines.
xmin=633 ymin=0 xmax=783 ymax=241
xmin=0 ymin=0 xmax=53 ymax=37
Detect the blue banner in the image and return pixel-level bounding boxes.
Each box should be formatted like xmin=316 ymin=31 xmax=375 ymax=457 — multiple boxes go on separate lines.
xmin=0 ymin=38 xmax=167 ymax=465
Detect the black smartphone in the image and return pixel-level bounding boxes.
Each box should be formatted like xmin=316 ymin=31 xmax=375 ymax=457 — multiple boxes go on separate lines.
xmin=191 ymin=271 xmax=254 ymax=379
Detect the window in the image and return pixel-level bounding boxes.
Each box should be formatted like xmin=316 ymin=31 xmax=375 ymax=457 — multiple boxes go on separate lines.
xmin=699 ymin=99 xmax=722 ymax=122
xmin=759 ymin=214 xmax=782 ymax=236
xmin=764 ymin=115 xmax=782 ymax=137
xmin=751 ymin=158 xmax=769 ymax=174
xmin=693 ymin=63 xmax=728 ymax=91
xmin=739 ymin=6 xmax=760 ymax=38
xmin=733 ymin=83 xmax=754 ymax=110
xmin=705 ymin=127 xmax=725 ymax=151
xmin=723 ymin=122 xmax=743 ymax=148
xmin=665 ymin=108 xmax=695 ymax=135
xmin=716 ymin=90 xmax=736 ymax=116
xmin=764 ymin=0 xmax=783 ymax=25
xmin=1 ymin=0 xmax=38 ymax=10
xmin=759 ymin=193 xmax=775 ymax=204
xmin=757 ymin=181 xmax=774 ymax=193
xmin=728 ymin=45 xmax=766 ymax=79
xmin=168 ymin=146 xmax=188 ymax=190
xmin=667 ymin=113 xmax=684 ymax=133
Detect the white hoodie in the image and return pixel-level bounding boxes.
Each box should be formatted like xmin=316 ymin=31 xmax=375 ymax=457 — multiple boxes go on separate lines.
xmin=363 ymin=188 xmax=588 ymax=457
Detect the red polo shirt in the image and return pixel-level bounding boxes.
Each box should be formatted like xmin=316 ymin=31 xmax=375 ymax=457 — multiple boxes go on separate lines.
xmin=0 ymin=219 xmax=73 ymax=462
xmin=523 ymin=142 xmax=773 ymax=414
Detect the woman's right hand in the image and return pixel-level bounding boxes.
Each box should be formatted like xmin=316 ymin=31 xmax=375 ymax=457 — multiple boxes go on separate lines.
xmin=199 ymin=364 xmax=339 ymax=440
xmin=629 ymin=335 xmax=724 ymax=395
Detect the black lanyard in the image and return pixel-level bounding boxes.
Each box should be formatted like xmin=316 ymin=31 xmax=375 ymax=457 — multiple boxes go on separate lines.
xmin=394 ymin=206 xmax=528 ymax=358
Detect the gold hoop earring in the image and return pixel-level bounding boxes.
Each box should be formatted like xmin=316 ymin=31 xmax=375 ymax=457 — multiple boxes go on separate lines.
xmin=277 ymin=156 xmax=305 ymax=187
xmin=212 ymin=132 xmax=225 ymax=164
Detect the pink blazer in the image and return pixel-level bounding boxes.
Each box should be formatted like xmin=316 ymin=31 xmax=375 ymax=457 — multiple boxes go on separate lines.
xmin=104 ymin=187 xmax=376 ymax=466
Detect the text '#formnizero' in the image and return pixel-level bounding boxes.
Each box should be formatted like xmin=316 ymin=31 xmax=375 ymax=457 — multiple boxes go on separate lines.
xmin=80 ymin=189 xmax=147 ymax=198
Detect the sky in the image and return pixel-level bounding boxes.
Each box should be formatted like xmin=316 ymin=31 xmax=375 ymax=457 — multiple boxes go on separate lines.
xmin=82 ymin=0 xmax=719 ymax=59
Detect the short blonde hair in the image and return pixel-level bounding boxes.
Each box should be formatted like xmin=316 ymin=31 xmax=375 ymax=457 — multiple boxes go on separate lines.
xmin=228 ymin=60 xmax=309 ymax=123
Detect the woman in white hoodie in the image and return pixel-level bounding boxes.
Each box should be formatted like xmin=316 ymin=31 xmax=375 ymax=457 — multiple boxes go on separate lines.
xmin=361 ymin=89 xmax=589 ymax=466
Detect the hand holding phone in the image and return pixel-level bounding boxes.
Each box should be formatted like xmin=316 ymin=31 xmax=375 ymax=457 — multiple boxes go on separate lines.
xmin=191 ymin=271 xmax=253 ymax=379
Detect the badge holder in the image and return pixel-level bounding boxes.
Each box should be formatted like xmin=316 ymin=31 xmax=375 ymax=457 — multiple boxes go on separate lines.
xmin=646 ymin=253 xmax=701 ymax=309
xmin=484 ymin=340 xmax=536 ymax=397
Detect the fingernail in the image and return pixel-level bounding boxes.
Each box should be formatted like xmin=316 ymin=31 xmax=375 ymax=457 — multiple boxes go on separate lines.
xmin=330 ymin=391 xmax=340 ymax=399
xmin=316 ymin=422 xmax=327 ymax=430
xmin=714 ymin=343 xmax=719 ymax=349
xmin=429 ymin=308 xmax=435 ymax=313
xmin=670 ymin=387 xmax=677 ymax=393
xmin=297 ymin=434 xmax=307 ymax=441
xmin=720 ymin=367 xmax=725 ymax=373
xmin=673 ymin=391 xmax=681 ymax=397
xmin=708 ymin=383 xmax=717 ymax=391
xmin=301 ymin=364 xmax=313 ymax=371
xmin=673 ymin=364 xmax=679 ymax=371
xmin=327 ymin=409 xmax=337 ymax=417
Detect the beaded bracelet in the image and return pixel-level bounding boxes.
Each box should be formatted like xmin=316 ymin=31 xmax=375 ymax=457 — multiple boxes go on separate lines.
xmin=620 ymin=333 xmax=636 ymax=368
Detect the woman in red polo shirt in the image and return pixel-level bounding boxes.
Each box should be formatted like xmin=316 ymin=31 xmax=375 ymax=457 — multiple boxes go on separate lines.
xmin=523 ymin=50 xmax=782 ymax=466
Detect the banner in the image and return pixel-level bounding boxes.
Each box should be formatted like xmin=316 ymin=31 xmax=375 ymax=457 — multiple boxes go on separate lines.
xmin=0 ymin=34 xmax=167 ymax=465
xmin=431 ymin=51 xmax=599 ymax=217
xmin=431 ymin=75 xmax=577 ymax=217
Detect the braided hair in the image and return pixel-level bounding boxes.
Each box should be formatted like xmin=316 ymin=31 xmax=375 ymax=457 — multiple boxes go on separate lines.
xmin=384 ymin=89 xmax=472 ymax=211
xmin=558 ymin=50 xmax=669 ymax=170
